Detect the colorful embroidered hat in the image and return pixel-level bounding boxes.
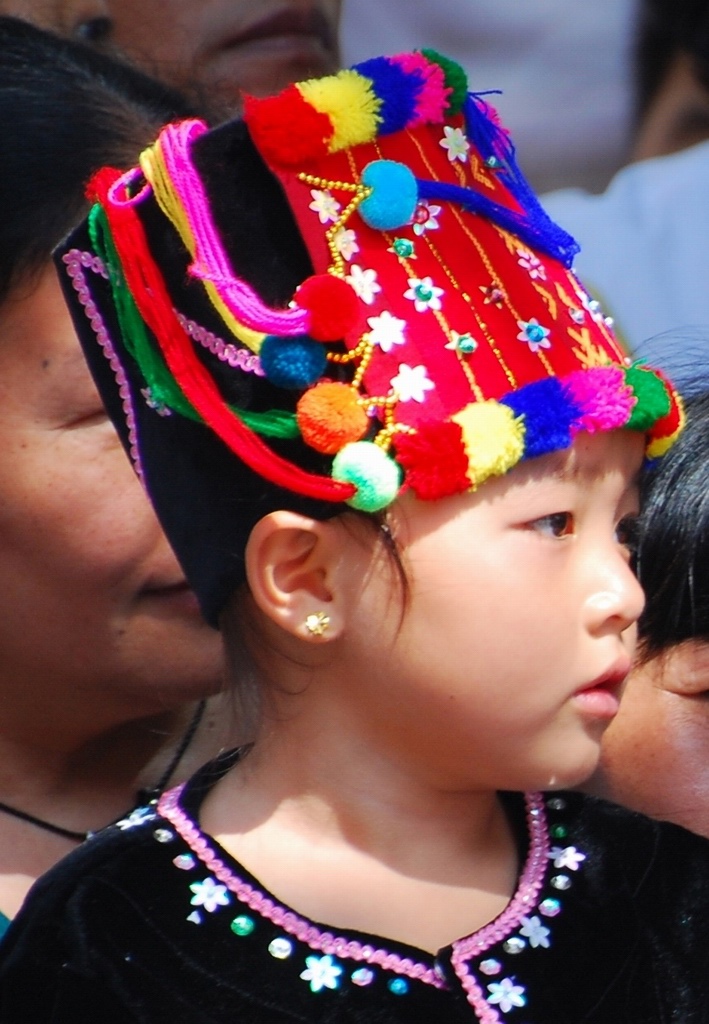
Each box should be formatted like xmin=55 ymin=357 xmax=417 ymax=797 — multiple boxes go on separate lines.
xmin=56 ymin=50 xmax=683 ymax=623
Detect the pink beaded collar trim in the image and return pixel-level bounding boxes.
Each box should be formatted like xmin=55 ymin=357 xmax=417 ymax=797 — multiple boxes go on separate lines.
xmin=451 ymin=792 xmax=549 ymax=1021
xmin=158 ymin=785 xmax=550 ymax=1003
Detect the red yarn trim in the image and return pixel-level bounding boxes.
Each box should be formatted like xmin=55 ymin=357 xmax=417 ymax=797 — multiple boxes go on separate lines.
xmin=396 ymin=421 xmax=470 ymax=499
xmin=96 ymin=176 xmax=355 ymax=504
xmin=85 ymin=166 xmax=123 ymax=202
xmin=647 ymin=373 xmax=683 ymax=441
xmin=243 ymin=86 xmax=334 ymax=167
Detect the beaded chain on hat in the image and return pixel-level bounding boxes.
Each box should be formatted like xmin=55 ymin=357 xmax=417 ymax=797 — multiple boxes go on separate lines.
xmin=82 ymin=50 xmax=683 ymax=515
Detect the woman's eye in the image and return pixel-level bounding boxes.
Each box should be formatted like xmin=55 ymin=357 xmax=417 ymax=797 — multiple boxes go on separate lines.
xmin=615 ymin=515 xmax=639 ymax=552
xmin=531 ymin=512 xmax=574 ymax=538
xmin=73 ymin=16 xmax=113 ymax=44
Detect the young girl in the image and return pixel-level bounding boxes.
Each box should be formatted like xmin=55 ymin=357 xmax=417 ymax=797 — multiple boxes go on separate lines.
xmin=1 ymin=51 xmax=706 ymax=1023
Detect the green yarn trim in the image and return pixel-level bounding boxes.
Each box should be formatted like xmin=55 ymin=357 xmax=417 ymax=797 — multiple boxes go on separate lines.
xmin=624 ymin=364 xmax=672 ymax=431
xmin=421 ymin=48 xmax=469 ymax=115
xmin=89 ymin=205 xmax=199 ymax=421
xmin=87 ymin=206 xmax=300 ymax=442
xmin=238 ymin=409 xmax=299 ymax=439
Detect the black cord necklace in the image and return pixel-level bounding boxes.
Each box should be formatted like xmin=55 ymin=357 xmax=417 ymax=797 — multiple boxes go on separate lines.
xmin=0 ymin=699 xmax=207 ymax=843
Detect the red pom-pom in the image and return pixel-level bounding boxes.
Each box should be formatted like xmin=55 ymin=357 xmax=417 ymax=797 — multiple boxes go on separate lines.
xmin=396 ymin=421 xmax=470 ymax=499
xmin=297 ymin=383 xmax=369 ymax=454
xmin=243 ymin=87 xmax=334 ymax=167
xmin=295 ymin=275 xmax=361 ymax=342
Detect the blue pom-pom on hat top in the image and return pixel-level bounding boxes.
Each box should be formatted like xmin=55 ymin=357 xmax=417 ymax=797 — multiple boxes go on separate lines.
xmin=353 ymin=56 xmax=420 ymax=134
xmin=500 ymin=378 xmax=584 ymax=460
xmin=359 ymin=160 xmax=419 ymax=231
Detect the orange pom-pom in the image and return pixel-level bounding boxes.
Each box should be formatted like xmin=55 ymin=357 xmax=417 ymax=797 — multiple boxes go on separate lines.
xmin=297 ymin=383 xmax=369 ymax=453
xmin=243 ymin=87 xmax=334 ymax=167
xmin=296 ymin=275 xmax=361 ymax=341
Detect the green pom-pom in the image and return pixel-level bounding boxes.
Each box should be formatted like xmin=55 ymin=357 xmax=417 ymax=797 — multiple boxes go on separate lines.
xmin=332 ymin=441 xmax=401 ymax=512
xmin=421 ymin=48 xmax=469 ymax=114
xmin=625 ymin=365 xmax=672 ymax=431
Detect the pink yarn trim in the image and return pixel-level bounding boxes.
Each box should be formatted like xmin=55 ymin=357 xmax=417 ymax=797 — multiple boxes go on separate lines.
xmin=157 ymin=120 xmax=310 ymax=337
xmin=390 ymin=53 xmax=450 ymax=126
xmin=565 ymin=366 xmax=636 ymax=434
xmin=176 ymin=313 xmax=265 ymax=376
xmin=62 ymin=249 xmax=144 ymax=479
xmin=107 ymin=165 xmax=152 ymax=208
xmin=450 ymin=793 xmax=550 ymax=1021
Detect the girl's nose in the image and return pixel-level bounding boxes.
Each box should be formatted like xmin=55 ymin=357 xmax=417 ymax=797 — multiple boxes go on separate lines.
xmin=585 ymin=553 xmax=645 ymax=636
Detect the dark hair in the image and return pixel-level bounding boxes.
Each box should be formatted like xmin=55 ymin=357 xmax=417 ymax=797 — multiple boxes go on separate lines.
xmin=635 ymin=390 xmax=709 ymax=659
xmin=635 ymin=0 xmax=709 ymax=120
xmin=0 ymin=15 xmax=196 ymax=306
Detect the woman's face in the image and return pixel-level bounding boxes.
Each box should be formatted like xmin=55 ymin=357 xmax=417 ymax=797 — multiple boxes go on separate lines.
xmin=106 ymin=0 xmax=341 ymax=108
xmin=0 ymin=0 xmax=109 ymax=38
xmin=592 ymin=640 xmax=709 ymax=836
xmin=0 ymin=267 xmax=223 ymax=722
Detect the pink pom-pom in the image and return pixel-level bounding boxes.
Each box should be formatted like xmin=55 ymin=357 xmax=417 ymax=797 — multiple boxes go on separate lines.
xmin=389 ymin=53 xmax=450 ymax=127
xmin=565 ymin=367 xmax=635 ymax=434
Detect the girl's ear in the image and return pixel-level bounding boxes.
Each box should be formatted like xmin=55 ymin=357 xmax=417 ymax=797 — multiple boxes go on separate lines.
xmin=244 ymin=511 xmax=343 ymax=641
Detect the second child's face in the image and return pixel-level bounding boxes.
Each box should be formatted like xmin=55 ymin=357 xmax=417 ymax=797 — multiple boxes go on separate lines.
xmin=338 ymin=430 xmax=645 ymax=794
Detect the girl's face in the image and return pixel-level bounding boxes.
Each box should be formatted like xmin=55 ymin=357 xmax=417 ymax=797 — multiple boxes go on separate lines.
xmin=334 ymin=429 xmax=645 ymax=794
xmin=0 ymin=267 xmax=223 ymax=721
xmin=592 ymin=641 xmax=709 ymax=837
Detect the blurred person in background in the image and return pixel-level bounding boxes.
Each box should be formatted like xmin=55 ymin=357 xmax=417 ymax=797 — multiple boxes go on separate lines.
xmin=544 ymin=0 xmax=709 ymax=363
xmin=340 ymin=0 xmax=639 ymax=193
xmin=106 ymin=0 xmax=342 ymax=113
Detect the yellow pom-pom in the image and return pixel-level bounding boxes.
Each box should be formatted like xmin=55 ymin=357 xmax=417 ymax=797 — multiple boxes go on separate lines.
xmin=452 ymin=401 xmax=525 ymax=486
xmin=298 ymin=70 xmax=383 ymax=152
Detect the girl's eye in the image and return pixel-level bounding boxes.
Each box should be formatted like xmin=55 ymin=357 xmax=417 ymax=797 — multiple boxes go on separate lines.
xmin=531 ymin=512 xmax=574 ymax=538
xmin=615 ymin=515 xmax=639 ymax=552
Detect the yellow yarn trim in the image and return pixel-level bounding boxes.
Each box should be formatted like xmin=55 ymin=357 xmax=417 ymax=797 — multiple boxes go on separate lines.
xmin=141 ymin=141 xmax=266 ymax=354
xmin=453 ymin=401 xmax=526 ymax=486
xmin=298 ymin=70 xmax=383 ymax=153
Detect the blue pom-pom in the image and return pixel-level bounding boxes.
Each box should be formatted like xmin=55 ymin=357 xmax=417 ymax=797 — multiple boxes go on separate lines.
xmin=501 ymin=378 xmax=581 ymax=459
xmin=259 ymin=335 xmax=327 ymax=390
xmin=359 ymin=160 xmax=418 ymax=231
xmin=354 ymin=57 xmax=418 ymax=134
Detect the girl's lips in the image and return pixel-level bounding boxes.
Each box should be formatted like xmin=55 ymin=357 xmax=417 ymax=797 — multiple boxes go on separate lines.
xmin=573 ymin=660 xmax=631 ymax=720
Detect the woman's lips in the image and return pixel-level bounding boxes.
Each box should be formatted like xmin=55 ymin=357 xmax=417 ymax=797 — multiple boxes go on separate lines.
xmin=220 ymin=6 xmax=335 ymax=57
xmin=139 ymin=581 xmax=202 ymax=617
